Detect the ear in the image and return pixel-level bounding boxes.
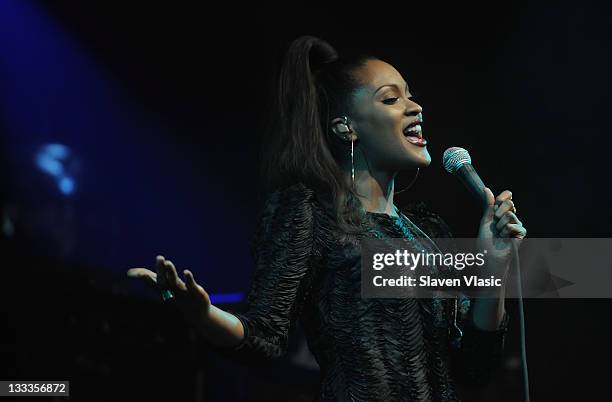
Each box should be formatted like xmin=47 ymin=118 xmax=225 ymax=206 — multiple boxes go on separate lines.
xmin=330 ymin=116 xmax=357 ymax=141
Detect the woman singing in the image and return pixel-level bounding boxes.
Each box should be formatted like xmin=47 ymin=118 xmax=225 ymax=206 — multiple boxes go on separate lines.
xmin=128 ymin=36 xmax=526 ymax=401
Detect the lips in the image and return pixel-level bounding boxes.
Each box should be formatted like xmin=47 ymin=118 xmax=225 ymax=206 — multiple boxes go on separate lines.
xmin=404 ymin=134 xmax=427 ymax=146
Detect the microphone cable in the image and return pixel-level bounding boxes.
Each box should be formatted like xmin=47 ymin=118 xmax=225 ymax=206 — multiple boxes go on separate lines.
xmin=512 ymin=239 xmax=530 ymax=402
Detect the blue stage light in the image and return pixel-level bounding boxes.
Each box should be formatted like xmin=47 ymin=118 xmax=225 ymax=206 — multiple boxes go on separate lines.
xmin=35 ymin=143 xmax=70 ymax=177
xmin=58 ymin=176 xmax=75 ymax=195
xmin=35 ymin=143 xmax=77 ymax=196
xmin=209 ymin=292 xmax=244 ymax=304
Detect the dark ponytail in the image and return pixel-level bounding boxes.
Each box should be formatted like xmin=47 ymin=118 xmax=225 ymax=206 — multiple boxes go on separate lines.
xmin=259 ymin=36 xmax=376 ymax=234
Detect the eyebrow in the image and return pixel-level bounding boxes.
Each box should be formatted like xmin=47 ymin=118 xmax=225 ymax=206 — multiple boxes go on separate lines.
xmin=374 ymin=82 xmax=410 ymax=96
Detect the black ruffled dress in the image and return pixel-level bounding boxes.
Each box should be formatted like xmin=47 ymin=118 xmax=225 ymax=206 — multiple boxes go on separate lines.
xmin=224 ymin=183 xmax=508 ymax=402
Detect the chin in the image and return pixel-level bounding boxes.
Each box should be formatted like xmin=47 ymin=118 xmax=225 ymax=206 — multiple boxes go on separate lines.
xmin=385 ymin=146 xmax=432 ymax=170
xmin=419 ymin=151 xmax=432 ymax=166
xmin=406 ymin=148 xmax=431 ymax=168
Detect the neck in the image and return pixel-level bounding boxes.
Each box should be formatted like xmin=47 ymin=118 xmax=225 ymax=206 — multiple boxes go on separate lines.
xmin=350 ymin=166 xmax=399 ymax=217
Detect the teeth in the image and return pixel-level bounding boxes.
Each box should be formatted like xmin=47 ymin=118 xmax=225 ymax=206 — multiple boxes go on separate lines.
xmin=405 ymin=124 xmax=422 ymax=135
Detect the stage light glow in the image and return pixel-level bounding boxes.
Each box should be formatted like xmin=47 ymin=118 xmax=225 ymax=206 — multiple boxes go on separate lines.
xmin=35 ymin=143 xmax=77 ymax=196
xmin=58 ymin=176 xmax=75 ymax=195
xmin=35 ymin=143 xmax=70 ymax=176
xmin=209 ymin=292 xmax=244 ymax=304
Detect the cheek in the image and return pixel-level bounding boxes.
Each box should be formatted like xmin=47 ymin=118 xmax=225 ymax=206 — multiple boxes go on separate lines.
xmin=361 ymin=107 xmax=401 ymax=135
xmin=357 ymin=111 xmax=402 ymax=154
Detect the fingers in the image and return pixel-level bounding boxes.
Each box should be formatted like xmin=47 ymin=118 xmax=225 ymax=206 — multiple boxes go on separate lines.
xmin=493 ymin=190 xmax=515 ymax=218
xmin=127 ymin=267 xmax=157 ymax=279
xmin=155 ymin=255 xmax=188 ymax=293
xmin=163 ymin=259 xmax=187 ymax=292
xmin=129 ymin=256 xmax=201 ymax=301
xmin=494 ymin=198 xmax=516 ymax=220
xmin=495 ymin=211 xmax=521 ymax=232
xmin=483 ymin=187 xmax=495 ymax=207
xmin=494 ymin=190 xmax=512 ymax=207
xmin=184 ymin=270 xmax=210 ymax=304
xmin=155 ymin=255 xmax=168 ymax=289
xmin=500 ymin=223 xmax=527 ymax=239
xmin=491 ymin=189 xmax=527 ymax=239
xmin=127 ymin=268 xmax=158 ymax=289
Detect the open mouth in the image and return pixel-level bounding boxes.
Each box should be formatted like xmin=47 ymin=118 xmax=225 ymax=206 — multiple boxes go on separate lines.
xmin=402 ymin=120 xmax=427 ymax=146
xmin=403 ymin=121 xmax=422 ymax=138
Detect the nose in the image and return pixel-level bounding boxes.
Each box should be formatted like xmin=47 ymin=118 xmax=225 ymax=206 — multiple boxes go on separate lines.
xmin=404 ymin=98 xmax=423 ymax=116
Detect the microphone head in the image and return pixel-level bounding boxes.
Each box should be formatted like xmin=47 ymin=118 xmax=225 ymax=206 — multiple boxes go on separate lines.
xmin=443 ymin=147 xmax=472 ymax=174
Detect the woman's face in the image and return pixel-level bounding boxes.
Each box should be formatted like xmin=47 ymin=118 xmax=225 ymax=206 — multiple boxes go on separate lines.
xmin=348 ymin=59 xmax=431 ymax=171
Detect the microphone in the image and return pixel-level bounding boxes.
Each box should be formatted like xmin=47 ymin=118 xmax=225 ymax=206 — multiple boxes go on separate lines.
xmin=442 ymin=147 xmax=488 ymax=209
xmin=443 ymin=146 xmax=531 ymax=401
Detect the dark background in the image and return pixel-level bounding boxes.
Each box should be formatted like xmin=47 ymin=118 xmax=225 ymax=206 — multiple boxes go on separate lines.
xmin=1 ymin=1 xmax=611 ymax=401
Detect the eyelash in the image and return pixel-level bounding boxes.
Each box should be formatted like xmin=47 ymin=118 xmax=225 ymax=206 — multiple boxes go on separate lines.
xmin=382 ymin=97 xmax=399 ymax=105
xmin=382 ymin=92 xmax=417 ymax=105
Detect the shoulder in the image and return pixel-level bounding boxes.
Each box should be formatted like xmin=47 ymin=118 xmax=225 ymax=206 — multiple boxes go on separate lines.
xmin=255 ymin=182 xmax=318 ymax=231
xmin=261 ymin=182 xmax=316 ymax=215
xmin=400 ymin=201 xmax=453 ymax=238
xmin=268 ymin=182 xmax=315 ymax=202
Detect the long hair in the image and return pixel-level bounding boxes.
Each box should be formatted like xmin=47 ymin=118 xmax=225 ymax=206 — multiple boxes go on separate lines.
xmin=259 ymin=36 xmax=377 ymax=234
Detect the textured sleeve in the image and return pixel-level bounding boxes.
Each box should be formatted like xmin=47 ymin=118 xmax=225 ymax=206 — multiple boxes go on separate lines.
xmin=404 ymin=202 xmax=509 ymax=387
xmin=217 ymin=183 xmax=316 ymax=364
xmin=450 ymin=298 xmax=509 ymax=387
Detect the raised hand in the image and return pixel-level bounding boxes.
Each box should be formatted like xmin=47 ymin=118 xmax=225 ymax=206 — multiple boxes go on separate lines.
xmin=127 ymin=256 xmax=211 ymax=328
xmin=477 ymin=188 xmax=527 ymax=276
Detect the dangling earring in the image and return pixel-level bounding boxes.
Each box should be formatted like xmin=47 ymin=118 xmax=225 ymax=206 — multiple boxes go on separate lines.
xmin=394 ymin=168 xmax=420 ymax=194
xmin=336 ymin=116 xmax=356 ymax=190
xmin=350 ymin=135 xmax=355 ymax=190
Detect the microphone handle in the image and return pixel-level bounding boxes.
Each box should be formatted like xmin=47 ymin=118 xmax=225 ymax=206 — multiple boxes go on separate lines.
xmin=455 ymin=163 xmax=488 ymax=209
